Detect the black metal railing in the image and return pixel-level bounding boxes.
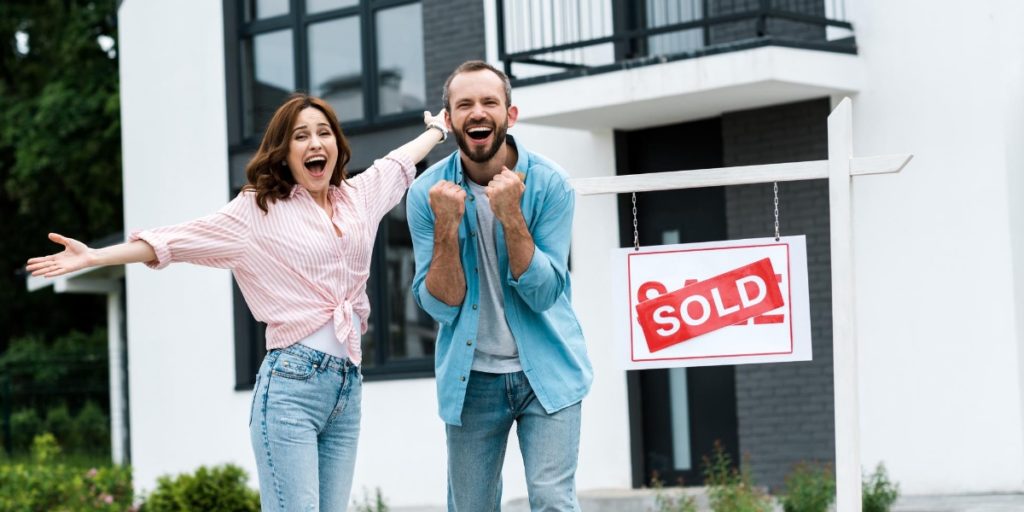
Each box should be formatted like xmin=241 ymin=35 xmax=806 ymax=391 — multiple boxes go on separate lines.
xmin=497 ymin=0 xmax=855 ymax=84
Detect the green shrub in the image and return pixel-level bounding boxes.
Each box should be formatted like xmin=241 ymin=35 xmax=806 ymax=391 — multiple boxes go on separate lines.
xmin=702 ymin=441 xmax=774 ymax=512
xmin=862 ymin=463 xmax=899 ymax=512
xmin=0 ymin=433 xmax=133 ymax=511
xmin=10 ymin=407 xmax=42 ymax=452
xmin=141 ymin=464 xmax=260 ymax=512
xmin=781 ymin=462 xmax=835 ymax=512
xmin=74 ymin=400 xmax=111 ymax=454
xmin=353 ymin=487 xmax=390 ymax=512
xmin=45 ymin=403 xmax=75 ymax=448
xmin=649 ymin=472 xmax=697 ymax=512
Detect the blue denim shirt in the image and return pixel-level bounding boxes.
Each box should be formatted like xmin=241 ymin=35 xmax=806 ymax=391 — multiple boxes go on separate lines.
xmin=406 ymin=137 xmax=593 ymax=426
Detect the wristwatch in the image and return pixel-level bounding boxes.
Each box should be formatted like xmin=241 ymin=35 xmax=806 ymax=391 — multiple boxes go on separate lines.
xmin=426 ymin=120 xmax=448 ymax=143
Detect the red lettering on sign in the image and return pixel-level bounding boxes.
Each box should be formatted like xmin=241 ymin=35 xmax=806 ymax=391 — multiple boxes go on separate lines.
xmin=634 ymin=258 xmax=785 ymax=352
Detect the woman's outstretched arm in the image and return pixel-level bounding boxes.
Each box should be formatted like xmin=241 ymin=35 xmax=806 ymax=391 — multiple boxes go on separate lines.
xmin=26 ymin=233 xmax=156 ymax=278
xmin=393 ymin=110 xmax=446 ymax=162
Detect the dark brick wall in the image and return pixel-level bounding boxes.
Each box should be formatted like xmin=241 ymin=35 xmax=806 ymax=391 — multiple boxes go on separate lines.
xmin=722 ymin=98 xmax=835 ymax=491
xmin=706 ymin=0 xmax=825 ymax=45
xmin=707 ymin=0 xmax=759 ymax=44
xmin=422 ymin=0 xmax=486 ymax=163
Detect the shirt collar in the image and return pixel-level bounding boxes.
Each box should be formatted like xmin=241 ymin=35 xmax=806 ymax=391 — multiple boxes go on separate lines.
xmin=289 ymin=184 xmax=339 ymax=200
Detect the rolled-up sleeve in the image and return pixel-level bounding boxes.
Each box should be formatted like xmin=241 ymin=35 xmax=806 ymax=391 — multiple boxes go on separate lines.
xmin=406 ymin=180 xmax=462 ymax=325
xmin=128 ymin=193 xmax=253 ymax=270
xmin=351 ymin=151 xmax=417 ymax=223
xmin=507 ymin=181 xmax=574 ymax=312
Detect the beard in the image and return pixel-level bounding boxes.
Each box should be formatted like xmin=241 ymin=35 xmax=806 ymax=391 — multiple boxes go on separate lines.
xmin=454 ymin=119 xmax=508 ymax=164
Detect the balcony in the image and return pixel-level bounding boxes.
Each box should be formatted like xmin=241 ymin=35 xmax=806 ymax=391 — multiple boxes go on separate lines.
xmin=498 ymin=0 xmax=863 ymax=129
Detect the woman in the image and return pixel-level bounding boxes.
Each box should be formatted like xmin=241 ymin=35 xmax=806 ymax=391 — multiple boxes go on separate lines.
xmin=26 ymin=93 xmax=448 ymax=511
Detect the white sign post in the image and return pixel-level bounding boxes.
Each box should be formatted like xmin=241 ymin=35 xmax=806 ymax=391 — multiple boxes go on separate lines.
xmin=569 ymin=98 xmax=910 ymax=512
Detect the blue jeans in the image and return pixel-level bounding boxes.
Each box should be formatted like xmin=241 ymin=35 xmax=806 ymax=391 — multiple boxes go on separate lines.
xmin=249 ymin=344 xmax=362 ymax=512
xmin=446 ymin=371 xmax=582 ymax=512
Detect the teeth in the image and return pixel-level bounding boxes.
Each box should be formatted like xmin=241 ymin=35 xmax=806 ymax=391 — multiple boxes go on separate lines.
xmin=305 ymin=156 xmax=326 ymax=164
xmin=468 ymin=127 xmax=491 ymax=133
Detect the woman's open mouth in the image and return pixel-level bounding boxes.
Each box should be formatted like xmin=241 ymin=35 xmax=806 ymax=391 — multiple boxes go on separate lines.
xmin=304 ymin=156 xmax=327 ymax=177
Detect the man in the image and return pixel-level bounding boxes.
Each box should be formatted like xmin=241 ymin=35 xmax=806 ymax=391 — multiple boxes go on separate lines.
xmin=406 ymin=60 xmax=592 ymax=511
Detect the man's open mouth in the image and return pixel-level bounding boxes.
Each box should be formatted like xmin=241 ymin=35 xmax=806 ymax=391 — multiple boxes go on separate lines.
xmin=466 ymin=126 xmax=493 ymax=141
xmin=304 ymin=156 xmax=327 ymax=175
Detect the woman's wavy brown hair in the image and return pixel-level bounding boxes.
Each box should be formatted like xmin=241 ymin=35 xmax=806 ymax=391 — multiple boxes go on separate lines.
xmin=244 ymin=93 xmax=352 ymax=212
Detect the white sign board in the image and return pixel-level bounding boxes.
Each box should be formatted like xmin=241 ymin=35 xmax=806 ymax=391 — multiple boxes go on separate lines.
xmin=611 ymin=236 xmax=812 ymax=370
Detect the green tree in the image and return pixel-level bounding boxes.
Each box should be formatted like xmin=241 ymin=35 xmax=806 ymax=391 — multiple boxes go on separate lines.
xmin=0 ymin=1 xmax=121 ymax=352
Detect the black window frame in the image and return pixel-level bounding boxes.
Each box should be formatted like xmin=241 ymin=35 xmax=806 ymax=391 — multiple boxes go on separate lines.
xmin=224 ymin=0 xmax=435 ymax=390
xmin=227 ymin=0 xmax=426 ymax=148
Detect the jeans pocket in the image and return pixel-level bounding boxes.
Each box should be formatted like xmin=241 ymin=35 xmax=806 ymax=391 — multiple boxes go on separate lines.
xmin=248 ymin=373 xmax=261 ymax=427
xmin=271 ymin=350 xmax=316 ymax=380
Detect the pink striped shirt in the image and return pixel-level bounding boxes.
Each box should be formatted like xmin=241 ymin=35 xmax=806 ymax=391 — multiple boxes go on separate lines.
xmin=129 ymin=151 xmax=416 ymax=364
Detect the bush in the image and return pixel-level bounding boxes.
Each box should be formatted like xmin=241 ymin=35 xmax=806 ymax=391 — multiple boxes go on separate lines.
xmin=781 ymin=462 xmax=835 ymax=512
xmin=353 ymin=487 xmax=390 ymax=512
xmin=10 ymin=407 xmax=42 ymax=452
xmin=45 ymin=403 xmax=76 ymax=449
xmin=74 ymin=401 xmax=111 ymax=454
xmin=0 ymin=433 xmax=133 ymax=511
xmin=649 ymin=472 xmax=697 ymax=512
xmin=141 ymin=464 xmax=260 ymax=512
xmin=702 ymin=441 xmax=774 ymax=512
xmin=862 ymin=463 xmax=899 ymax=512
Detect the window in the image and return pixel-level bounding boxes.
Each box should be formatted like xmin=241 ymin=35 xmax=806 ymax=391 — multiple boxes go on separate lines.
xmin=229 ymin=0 xmax=426 ymax=144
xmin=224 ymin=0 xmax=434 ymax=388
xmin=358 ymin=183 xmax=437 ymax=379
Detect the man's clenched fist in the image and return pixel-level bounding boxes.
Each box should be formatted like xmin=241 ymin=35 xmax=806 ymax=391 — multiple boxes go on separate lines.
xmin=485 ymin=167 xmax=525 ymax=224
xmin=429 ymin=180 xmax=467 ymax=233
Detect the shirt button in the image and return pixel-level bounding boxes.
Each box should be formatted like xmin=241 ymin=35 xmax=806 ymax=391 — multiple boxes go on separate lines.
xmin=472 ymin=304 xmax=478 ymax=310
xmin=466 ymin=339 xmax=473 ymax=346
xmin=471 ymin=231 xmax=476 ymax=237
xmin=460 ymin=376 xmax=466 ymax=382
xmin=469 ymin=196 xmax=475 ymax=201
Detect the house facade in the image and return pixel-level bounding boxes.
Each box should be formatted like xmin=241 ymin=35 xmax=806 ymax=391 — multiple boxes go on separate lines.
xmin=115 ymin=0 xmax=1024 ymax=506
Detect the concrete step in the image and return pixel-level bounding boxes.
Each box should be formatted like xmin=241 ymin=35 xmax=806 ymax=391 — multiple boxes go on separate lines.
xmin=371 ymin=489 xmax=1024 ymax=512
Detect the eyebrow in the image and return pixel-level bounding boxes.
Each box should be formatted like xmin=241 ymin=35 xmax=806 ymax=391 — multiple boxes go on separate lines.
xmin=292 ymin=123 xmax=331 ymax=134
xmin=456 ymin=95 xmax=500 ymax=104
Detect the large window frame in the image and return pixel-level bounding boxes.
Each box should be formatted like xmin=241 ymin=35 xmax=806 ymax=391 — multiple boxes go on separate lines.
xmin=226 ymin=0 xmax=425 ymax=149
xmin=224 ymin=0 xmax=435 ymax=389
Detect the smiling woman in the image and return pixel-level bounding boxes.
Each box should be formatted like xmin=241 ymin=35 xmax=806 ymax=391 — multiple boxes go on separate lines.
xmin=244 ymin=95 xmax=351 ymax=214
xmin=25 ymin=92 xmax=447 ymax=510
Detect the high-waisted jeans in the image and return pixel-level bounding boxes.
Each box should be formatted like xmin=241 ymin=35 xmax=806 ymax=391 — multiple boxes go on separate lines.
xmin=249 ymin=343 xmax=362 ymax=512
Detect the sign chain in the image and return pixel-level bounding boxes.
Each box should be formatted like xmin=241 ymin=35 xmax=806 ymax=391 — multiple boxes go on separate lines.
xmin=632 ymin=192 xmax=640 ymax=251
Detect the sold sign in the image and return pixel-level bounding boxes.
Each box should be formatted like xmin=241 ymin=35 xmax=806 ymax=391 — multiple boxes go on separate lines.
xmin=635 ymin=258 xmax=785 ymax=352
xmin=611 ymin=236 xmax=812 ymax=370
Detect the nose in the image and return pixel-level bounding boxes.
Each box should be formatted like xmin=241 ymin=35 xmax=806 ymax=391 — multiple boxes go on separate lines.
xmin=310 ymin=135 xmax=323 ymax=149
xmin=469 ymin=104 xmax=487 ymax=120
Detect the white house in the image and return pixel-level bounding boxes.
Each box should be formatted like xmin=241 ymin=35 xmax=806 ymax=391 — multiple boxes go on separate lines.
xmin=101 ymin=0 xmax=1024 ymax=508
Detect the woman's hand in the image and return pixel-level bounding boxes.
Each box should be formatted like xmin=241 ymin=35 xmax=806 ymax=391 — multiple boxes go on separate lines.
xmin=424 ymin=109 xmax=445 ymax=129
xmin=26 ymin=233 xmax=94 ymax=278
xmin=395 ymin=109 xmax=450 ymax=163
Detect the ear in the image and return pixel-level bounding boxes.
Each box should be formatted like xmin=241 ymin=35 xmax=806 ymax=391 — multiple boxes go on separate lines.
xmin=506 ymin=105 xmax=519 ymax=129
xmin=444 ymin=109 xmax=453 ymax=130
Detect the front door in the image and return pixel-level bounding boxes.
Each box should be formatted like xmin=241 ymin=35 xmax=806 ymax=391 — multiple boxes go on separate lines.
xmin=616 ymin=117 xmax=740 ymax=487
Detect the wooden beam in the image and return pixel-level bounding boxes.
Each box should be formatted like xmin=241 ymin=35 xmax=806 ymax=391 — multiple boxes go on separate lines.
xmin=829 ymin=97 xmax=862 ymax=512
xmin=850 ymin=153 xmax=913 ymax=176
xmin=568 ymin=154 xmax=910 ymax=195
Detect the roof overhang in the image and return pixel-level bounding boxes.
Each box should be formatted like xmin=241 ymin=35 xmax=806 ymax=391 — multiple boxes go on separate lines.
xmin=514 ymin=46 xmax=864 ymax=130
xmin=27 ymin=265 xmax=124 ymax=295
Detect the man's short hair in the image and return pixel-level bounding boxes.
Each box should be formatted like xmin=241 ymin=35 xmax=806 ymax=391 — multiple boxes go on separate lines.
xmin=442 ymin=60 xmax=512 ymax=112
